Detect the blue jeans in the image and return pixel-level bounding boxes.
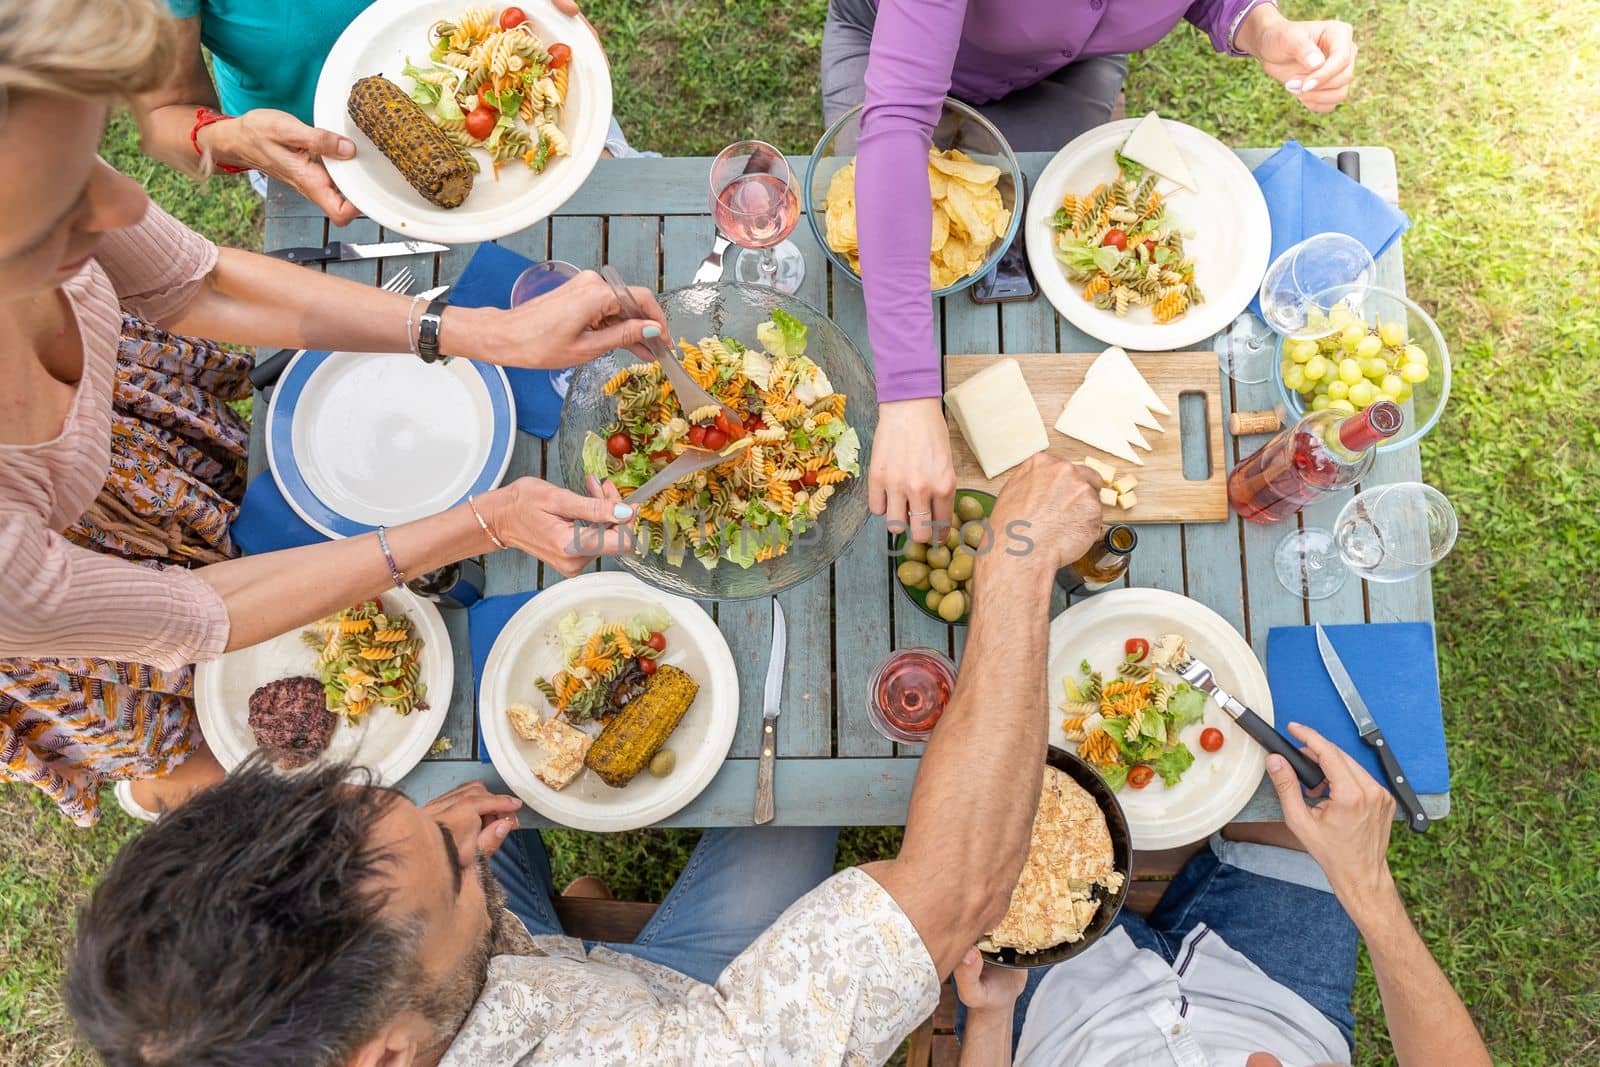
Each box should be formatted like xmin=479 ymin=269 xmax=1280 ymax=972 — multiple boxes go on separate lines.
xmin=963 ymin=835 xmax=1359 ymax=1053
xmin=491 ymin=826 xmax=840 ymax=987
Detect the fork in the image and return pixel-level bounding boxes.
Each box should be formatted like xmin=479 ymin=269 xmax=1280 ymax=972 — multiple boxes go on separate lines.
xmin=249 ymin=267 xmax=416 ymax=391
xmin=1170 ymin=655 xmax=1326 ymax=789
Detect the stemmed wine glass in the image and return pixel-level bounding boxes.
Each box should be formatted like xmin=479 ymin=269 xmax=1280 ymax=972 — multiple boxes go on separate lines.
xmin=511 ymin=259 xmax=580 ymax=396
xmin=709 ymin=140 xmax=804 ymax=293
xmin=1275 ymin=482 xmax=1458 ymax=599
xmin=1258 ymin=232 xmax=1376 ymax=339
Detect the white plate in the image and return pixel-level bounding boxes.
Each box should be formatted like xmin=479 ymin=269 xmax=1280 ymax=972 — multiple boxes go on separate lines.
xmin=479 ymin=573 xmax=738 ymax=832
xmin=196 ymin=589 xmax=451 ymax=785
xmin=314 ymin=0 xmax=612 ymax=243
xmin=1026 ymin=118 xmax=1271 ymax=352
xmin=1047 ymin=588 xmax=1270 ymax=850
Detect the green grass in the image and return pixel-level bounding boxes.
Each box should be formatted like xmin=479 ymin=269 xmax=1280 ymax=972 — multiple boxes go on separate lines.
xmin=5 ymin=1 xmax=1598 ymax=1063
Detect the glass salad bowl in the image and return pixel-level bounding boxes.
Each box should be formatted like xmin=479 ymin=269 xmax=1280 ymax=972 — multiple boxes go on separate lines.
xmin=558 ymin=283 xmax=878 ymax=600
xmin=1273 ymin=283 xmax=1450 ymax=454
xmin=804 ymin=97 xmax=1024 ymax=298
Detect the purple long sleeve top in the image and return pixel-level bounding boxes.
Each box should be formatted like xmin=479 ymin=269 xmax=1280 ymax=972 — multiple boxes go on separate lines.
xmin=858 ymin=0 xmax=1272 ymax=401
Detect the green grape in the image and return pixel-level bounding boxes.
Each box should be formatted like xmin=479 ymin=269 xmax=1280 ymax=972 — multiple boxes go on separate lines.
xmin=1401 ymin=362 xmax=1430 ymax=384
xmin=1361 ymin=357 xmax=1390 ymax=379
xmin=1286 ymin=339 xmax=1317 ymax=363
xmin=1284 ymin=365 xmax=1307 ymax=391
xmin=1378 ymin=320 xmax=1407 ymax=348
xmin=1338 ymin=358 xmax=1363 ymax=384
xmin=1328 ymin=304 xmax=1355 ymax=330
xmin=1380 ymin=373 xmax=1405 ymax=398
xmin=1349 ymin=381 xmax=1379 ymax=408
xmin=1280 ymin=358 xmax=1294 ymax=380
xmin=1402 ymin=344 xmax=1428 ymax=367
xmin=1311 ymin=394 xmax=1333 ymax=411
xmin=1395 ymin=383 xmax=1414 ymax=403
xmin=1326 ymin=380 xmax=1350 ymax=400
xmin=1304 ymin=307 xmax=1330 ymax=334
xmin=1328 ymin=398 xmax=1357 ymax=415
xmin=1304 ymin=355 xmax=1329 ymax=381
xmin=1339 ymin=324 xmax=1367 ymax=350
xmin=1355 ymin=334 xmax=1383 ymax=360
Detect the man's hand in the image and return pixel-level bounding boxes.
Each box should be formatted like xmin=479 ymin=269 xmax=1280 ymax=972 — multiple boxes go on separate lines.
xmin=198 ymin=110 xmax=360 ymax=224
xmin=422 ymin=782 xmax=523 ymax=859
xmin=869 ymin=398 xmax=957 ymax=544
xmin=1236 ymin=5 xmax=1357 ymax=113
xmin=979 ymin=455 xmax=1103 ymax=579
xmin=1266 ymin=722 xmax=1397 ymax=919
xmin=953 ymin=946 xmax=1026 ymax=1014
xmin=460 ymin=269 xmax=667 ymax=370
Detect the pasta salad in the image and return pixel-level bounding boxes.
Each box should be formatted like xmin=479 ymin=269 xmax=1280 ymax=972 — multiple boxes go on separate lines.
xmin=582 ymin=310 xmax=862 ymax=570
xmin=1060 ymin=634 xmax=1214 ymax=792
xmin=402 ymin=5 xmax=572 ymax=174
xmin=1050 ymin=156 xmax=1203 ymax=323
xmin=300 ymin=600 xmax=427 ymax=722
xmin=535 ymin=607 xmax=674 ymax=722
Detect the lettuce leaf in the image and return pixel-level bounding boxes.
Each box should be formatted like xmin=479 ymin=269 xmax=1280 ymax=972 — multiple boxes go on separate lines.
xmin=1166 ymin=684 xmax=1207 ymax=730
xmin=609 ymin=451 xmax=654 ymax=489
xmin=1114 ymin=150 xmax=1145 ymax=182
xmin=1153 ymin=743 xmax=1195 ymax=787
xmin=756 ymin=309 xmax=808 ymax=358
xmin=1099 ymin=762 xmax=1129 ymax=793
xmin=580 ymin=432 xmax=610 ymax=480
xmin=556 ymin=610 xmax=603 ymax=660
xmin=624 ymin=605 xmax=673 ymax=642
xmin=742 ymin=347 xmax=773 ymax=390
xmin=831 ymin=426 xmax=861 ymax=475
xmin=401 ymin=60 xmax=464 ymax=121
xmin=1054 ymin=237 xmax=1121 ymax=276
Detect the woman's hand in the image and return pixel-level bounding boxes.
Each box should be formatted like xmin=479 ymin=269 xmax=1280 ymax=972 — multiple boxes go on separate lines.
xmin=196 ymin=110 xmax=360 ymax=224
xmin=869 ymin=397 xmax=957 ymax=543
xmin=1236 ymin=6 xmax=1357 ymax=113
xmin=459 ymin=269 xmax=668 ymax=370
xmin=486 ymin=475 xmax=636 ymax=576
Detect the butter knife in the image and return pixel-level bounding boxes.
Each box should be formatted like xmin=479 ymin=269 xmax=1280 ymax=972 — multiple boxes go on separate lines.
xmin=1171 ymin=655 xmax=1326 ymax=790
xmin=753 ymin=599 xmax=787 ymax=825
xmin=1315 ymin=626 xmax=1430 ymax=833
xmin=692 ymin=235 xmax=731 ymax=284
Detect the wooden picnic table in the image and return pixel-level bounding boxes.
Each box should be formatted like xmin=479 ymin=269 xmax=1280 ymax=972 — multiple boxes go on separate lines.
xmin=257 ymin=147 xmax=1450 ymax=828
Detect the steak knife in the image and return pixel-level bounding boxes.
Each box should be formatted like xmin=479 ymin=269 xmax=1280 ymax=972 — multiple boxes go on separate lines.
xmin=267 ymin=240 xmax=448 ymax=265
xmin=1315 ymin=625 xmax=1431 ymax=833
xmin=753 ymin=599 xmax=787 ymax=825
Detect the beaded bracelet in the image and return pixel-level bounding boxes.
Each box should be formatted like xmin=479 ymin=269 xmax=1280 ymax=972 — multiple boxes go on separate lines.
xmin=189 ymin=108 xmax=247 ymax=174
xmin=376 ymin=527 xmax=406 ymax=587
xmin=467 ymin=494 xmax=507 ymax=550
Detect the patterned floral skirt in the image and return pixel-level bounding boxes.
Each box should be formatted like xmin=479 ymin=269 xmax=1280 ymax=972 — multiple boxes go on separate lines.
xmin=0 ymin=317 xmax=251 ymax=826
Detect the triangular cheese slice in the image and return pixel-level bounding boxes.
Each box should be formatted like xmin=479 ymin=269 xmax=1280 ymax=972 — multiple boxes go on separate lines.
xmin=1119 ymin=112 xmax=1197 ymax=192
xmin=1085 ymin=346 xmax=1171 ymax=417
xmin=1055 ymin=389 xmax=1143 ymax=466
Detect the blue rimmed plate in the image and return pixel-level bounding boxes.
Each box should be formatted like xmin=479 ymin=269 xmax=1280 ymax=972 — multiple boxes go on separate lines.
xmin=267 ymin=350 xmax=515 ymax=539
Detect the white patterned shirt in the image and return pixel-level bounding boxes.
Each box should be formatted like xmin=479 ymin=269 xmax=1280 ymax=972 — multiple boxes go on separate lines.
xmin=440 ymin=868 xmax=940 ymax=1065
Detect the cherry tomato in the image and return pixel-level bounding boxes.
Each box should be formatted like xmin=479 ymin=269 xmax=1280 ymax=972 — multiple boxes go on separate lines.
xmin=645 ymin=631 xmax=667 ymax=652
xmin=355 ymin=598 xmax=384 ymax=613
xmin=1124 ymin=637 xmax=1150 ymax=662
xmin=637 ymin=655 xmax=658 ymax=675
xmin=464 ymin=104 xmax=498 ymax=141
xmin=687 ymin=424 xmax=709 ymax=446
xmin=547 ymin=42 xmax=572 ymax=70
xmin=714 ymin=411 xmax=738 ymax=437
xmin=1143 ymin=239 xmax=1157 ymax=258
xmin=499 ymin=6 xmax=528 ymax=28
xmin=789 ymin=479 xmax=805 ymax=494
xmin=1200 ymin=727 xmax=1225 ymax=753
xmin=744 ymin=415 xmax=767 ymax=433
xmin=1127 ymin=765 xmax=1155 ymax=789
xmin=702 ymin=427 xmax=729 ymax=450
xmin=606 ymin=432 xmax=633 ymax=458
xmin=800 ymin=469 xmax=819 ymax=487
xmin=1101 ymin=228 xmax=1128 ymax=251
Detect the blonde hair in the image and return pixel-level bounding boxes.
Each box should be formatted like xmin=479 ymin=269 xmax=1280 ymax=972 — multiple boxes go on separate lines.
xmin=0 ymin=0 xmax=176 ymax=101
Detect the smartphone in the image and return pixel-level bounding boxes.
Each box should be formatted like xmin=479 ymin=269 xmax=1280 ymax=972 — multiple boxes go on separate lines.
xmin=970 ymin=176 xmax=1036 ymax=304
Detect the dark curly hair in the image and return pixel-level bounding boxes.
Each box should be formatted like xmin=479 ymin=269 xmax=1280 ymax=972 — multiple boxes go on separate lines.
xmin=65 ymin=758 xmax=419 ymax=1067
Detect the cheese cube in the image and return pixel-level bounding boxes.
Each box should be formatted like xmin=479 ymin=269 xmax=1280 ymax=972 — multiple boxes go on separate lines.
xmin=1112 ymin=474 xmax=1139 ymax=494
xmin=1099 ymin=487 xmax=1120 ymax=508
xmin=944 ymin=359 xmax=1050 ymax=479
xmin=1116 ymin=491 xmax=1139 ymax=511
xmin=1081 ymin=457 xmax=1117 ymax=485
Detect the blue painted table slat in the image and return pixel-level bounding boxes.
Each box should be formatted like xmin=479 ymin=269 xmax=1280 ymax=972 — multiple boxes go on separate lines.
xmin=257 ymin=146 xmax=1448 ymax=827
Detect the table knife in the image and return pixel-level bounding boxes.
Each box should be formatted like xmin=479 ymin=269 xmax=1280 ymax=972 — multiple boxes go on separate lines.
xmin=1172 ymin=655 xmax=1326 ymax=790
xmin=1315 ymin=625 xmax=1430 ymax=833
xmin=250 ymin=284 xmax=448 ymax=392
xmin=267 ymin=240 xmax=448 ymax=265
xmin=692 ymin=235 xmax=731 ymax=284
xmin=753 ymin=599 xmax=787 ymax=825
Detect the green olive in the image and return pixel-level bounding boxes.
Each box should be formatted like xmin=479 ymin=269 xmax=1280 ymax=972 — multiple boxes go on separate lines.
xmin=944 ymin=526 xmax=962 ymax=550
xmin=924 ymin=589 xmax=944 ymax=612
xmin=929 ymin=569 xmax=955 ymax=594
xmin=897 ymin=560 xmax=930 ymax=587
xmin=947 ymin=552 xmax=975 ymax=583
xmin=937 ymin=589 xmax=967 ymax=622
xmin=903 ymin=540 xmax=928 ymax=562
xmin=648 ymin=749 xmax=676 ymax=777
xmin=963 ymin=523 xmax=987 ymax=549
xmin=956 ymin=495 xmax=985 ymax=522
xmin=926 ymin=545 xmax=952 ymax=570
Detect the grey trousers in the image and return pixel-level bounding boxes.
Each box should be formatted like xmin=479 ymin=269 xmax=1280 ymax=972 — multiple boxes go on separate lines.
xmin=821 ymin=0 xmax=1128 ymax=152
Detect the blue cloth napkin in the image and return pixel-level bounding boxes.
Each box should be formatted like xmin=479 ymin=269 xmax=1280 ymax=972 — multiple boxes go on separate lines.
xmin=1248 ymin=140 xmax=1410 ymax=318
xmin=468 ymin=590 xmax=540 ymax=762
xmin=448 ymin=242 xmax=567 ymax=438
xmin=1266 ymin=622 xmax=1449 ymax=794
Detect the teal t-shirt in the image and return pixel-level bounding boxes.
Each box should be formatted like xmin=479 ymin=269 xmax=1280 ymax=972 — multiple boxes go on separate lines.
xmin=167 ymin=0 xmax=372 ymax=124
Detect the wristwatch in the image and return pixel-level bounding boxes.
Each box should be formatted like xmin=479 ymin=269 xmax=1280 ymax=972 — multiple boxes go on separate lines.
xmin=416 ymin=297 xmax=450 ymax=364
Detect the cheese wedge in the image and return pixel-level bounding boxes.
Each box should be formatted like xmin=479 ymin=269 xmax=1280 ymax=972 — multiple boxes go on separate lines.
xmin=944 ymin=358 xmax=1050 ymax=478
xmin=1085 ymin=347 xmax=1171 ymax=417
xmin=1120 ymin=111 xmax=1197 ymax=192
xmin=1056 ymin=387 xmax=1143 ymax=465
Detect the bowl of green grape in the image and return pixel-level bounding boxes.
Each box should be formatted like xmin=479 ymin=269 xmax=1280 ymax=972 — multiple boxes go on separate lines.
xmin=890 ymin=489 xmax=996 ymax=626
xmin=1273 ymin=283 xmax=1450 ymax=454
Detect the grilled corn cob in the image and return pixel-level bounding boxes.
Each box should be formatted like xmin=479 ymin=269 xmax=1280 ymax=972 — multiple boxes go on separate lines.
xmin=584 ymin=665 xmax=699 ymax=787
xmin=346 ymin=75 xmax=474 ymax=208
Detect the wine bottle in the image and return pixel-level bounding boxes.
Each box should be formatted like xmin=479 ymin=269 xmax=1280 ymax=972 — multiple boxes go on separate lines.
xmin=1056 ymin=525 xmax=1138 ymax=595
xmin=1228 ymin=401 xmax=1403 ymax=523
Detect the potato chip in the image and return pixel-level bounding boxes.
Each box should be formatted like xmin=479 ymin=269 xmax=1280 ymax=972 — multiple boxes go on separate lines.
xmin=928 ymin=167 xmax=949 ymax=200
xmin=931 ymin=204 xmax=950 ymax=253
xmin=929 ymin=148 xmax=1002 ymax=187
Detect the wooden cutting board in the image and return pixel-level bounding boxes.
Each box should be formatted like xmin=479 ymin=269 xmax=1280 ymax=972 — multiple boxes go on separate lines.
xmin=944 ymin=352 xmax=1228 ymax=523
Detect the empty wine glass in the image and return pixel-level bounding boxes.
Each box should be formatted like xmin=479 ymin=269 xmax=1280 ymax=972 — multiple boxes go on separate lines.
xmin=709 ymin=140 xmax=805 ymax=293
xmin=511 ymin=259 xmax=580 ymax=397
xmin=1259 ymin=233 xmax=1376 ymax=338
xmin=1274 ymin=482 xmax=1458 ymax=599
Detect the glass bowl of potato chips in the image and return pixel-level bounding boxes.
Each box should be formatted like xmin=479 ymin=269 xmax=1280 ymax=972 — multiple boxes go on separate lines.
xmin=805 ymin=98 xmax=1023 ymax=297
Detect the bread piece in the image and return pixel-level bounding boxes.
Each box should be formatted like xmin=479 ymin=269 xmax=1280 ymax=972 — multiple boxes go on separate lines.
xmin=507 ymin=703 xmax=593 ymax=790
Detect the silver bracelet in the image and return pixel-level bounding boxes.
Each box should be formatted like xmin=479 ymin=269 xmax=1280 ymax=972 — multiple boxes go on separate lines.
xmin=375 ymin=526 xmax=406 ymax=587
xmin=467 ymin=494 xmax=507 ymax=551
xmin=1229 ymin=0 xmax=1277 ymax=55
xmin=404 ymin=293 xmax=428 ymax=355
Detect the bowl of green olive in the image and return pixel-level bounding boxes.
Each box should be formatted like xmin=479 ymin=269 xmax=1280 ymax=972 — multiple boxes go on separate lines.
xmin=890 ymin=490 xmax=995 ymax=626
